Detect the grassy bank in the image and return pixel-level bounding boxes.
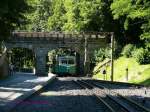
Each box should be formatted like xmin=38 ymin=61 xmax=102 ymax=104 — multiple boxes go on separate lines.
xmin=93 ymin=57 xmax=150 ymax=86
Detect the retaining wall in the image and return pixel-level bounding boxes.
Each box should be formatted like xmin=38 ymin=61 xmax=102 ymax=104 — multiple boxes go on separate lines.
xmin=0 ymin=52 xmax=9 ymax=78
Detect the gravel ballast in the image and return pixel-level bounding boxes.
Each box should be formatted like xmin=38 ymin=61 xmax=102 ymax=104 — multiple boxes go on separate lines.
xmin=12 ymin=77 xmax=105 ymax=112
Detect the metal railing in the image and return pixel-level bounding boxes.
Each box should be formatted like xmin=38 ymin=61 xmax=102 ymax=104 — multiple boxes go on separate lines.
xmin=94 ymin=59 xmax=111 ymax=74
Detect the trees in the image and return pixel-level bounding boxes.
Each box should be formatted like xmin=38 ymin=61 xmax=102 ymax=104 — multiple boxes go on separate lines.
xmin=24 ymin=0 xmax=120 ymax=35
xmin=0 ymin=0 xmax=29 ymax=40
xmin=48 ymin=0 xmax=65 ymax=31
xmin=11 ymin=48 xmax=35 ymax=68
xmin=63 ymin=0 xmax=105 ymax=32
xmin=48 ymin=0 xmax=116 ymax=32
xmin=2 ymin=0 xmax=149 ymax=45
xmin=111 ymin=0 xmax=150 ymax=46
xmin=25 ymin=0 xmax=52 ymax=31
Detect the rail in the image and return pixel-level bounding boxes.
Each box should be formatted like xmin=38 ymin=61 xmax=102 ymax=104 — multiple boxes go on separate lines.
xmin=73 ymin=80 xmax=116 ymax=112
xmin=89 ymin=80 xmax=150 ymax=112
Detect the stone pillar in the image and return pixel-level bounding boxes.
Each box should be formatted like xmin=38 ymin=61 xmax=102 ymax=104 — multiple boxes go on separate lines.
xmin=74 ymin=46 xmax=84 ymax=76
xmin=34 ymin=48 xmax=47 ymax=76
xmin=79 ymin=53 xmax=85 ymax=75
xmin=88 ymin=51 xmax=94 ymax=74
xmin=0 ymin=53 xmax=9 ymax=78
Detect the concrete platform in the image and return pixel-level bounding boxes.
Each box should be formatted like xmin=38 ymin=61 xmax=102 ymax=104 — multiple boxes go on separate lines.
xmin=0 ymin=72 xmax=56 ymax=112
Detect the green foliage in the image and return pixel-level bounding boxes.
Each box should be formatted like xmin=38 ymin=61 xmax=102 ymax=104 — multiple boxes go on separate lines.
xmin=111 ymin=0 xmax=132 ymax=20
xmin=63 ymin=0 xmax=115 ymax=32
xmin=47 ymin=50 xmax=57 ymax=65
xmin=111 ymin=0 xmax=150 ymax=46
xmin=132 ymin=48 xmax=150 ymax=64
xmin=121 ymin=44 xmax=135 ymax=58
xmin=121 ymin=44 xmax=150 ymax=64
xmin=93 ymin=57 xmax=150 ymax=86
xmin=24 ymin=0 xmax=115 ymax=32
xmin=93 ymin=48 xmax=111 ymax=63
xmin=62 ymin=0 xmax=104 ymax=31
xmin=11 ymin=48 xmax=35 ymax=68
xmin=0 ymin=0 xmax=29 ymax=39
xmin=23 ymin=0 xmax=52 ymax=31
xmin=48 ymin=0 xmax=65 ymax=31
xmin=21 ymin=0 xmax=139 ymax=45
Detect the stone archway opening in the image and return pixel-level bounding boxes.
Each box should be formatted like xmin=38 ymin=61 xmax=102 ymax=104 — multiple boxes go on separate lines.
xmin=8 ymin=47 xmax=36 ymax=74
xmin=46 ymin=48 xmax=81 ymax=76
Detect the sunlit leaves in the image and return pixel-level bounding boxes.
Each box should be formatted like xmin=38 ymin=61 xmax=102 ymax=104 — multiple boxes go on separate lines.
xmin=47 ymin=0 xmax=110 ymax=32
xmin=111 ymin=0 xmax=150 ymax=46
xmin=111 ymin=0 xmax=132 ymax=19
xmin=25 ymin=0 xmax=52 ymax=31
xmin=47 ymin=0 xmax=65 ymax=31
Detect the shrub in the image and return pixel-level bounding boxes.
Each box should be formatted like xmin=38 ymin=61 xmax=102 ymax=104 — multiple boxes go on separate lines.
xmin=132 ymin=48 xmax=150 ymax=64
xmin=122 ymin=44 xmax=135 ymax=58
xmin=114 ymin=45 xmax=122 ymax=59
xmin=93 ymin=47 xmax=111 ymax=63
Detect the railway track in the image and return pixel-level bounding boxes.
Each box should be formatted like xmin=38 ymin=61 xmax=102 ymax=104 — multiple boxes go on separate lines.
xmin=8 ymin=77 xmax=150 ymax=112
xmin=73 ymin=79 xmax=150 ymax=112
xmin=12 ymin=77 xmax=109 ymax=112
xmin=89 ymin=79 xmax=150 ymax=109
xmin=94 ymin=79 xmax=145 ymax=88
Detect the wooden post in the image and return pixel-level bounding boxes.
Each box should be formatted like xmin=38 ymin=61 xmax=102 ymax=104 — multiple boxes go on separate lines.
xmin=84 ymin=36 xmax=90 ymax=76
xmin=126 ymin=67 xmax=128 ymax=81
xmin=84 ymin=36 xmax=87 ymax=66
xmin=110 ymin=33 xmax=114 ymax=81
xmin=84 ymin=36 xmax=88 ymax=76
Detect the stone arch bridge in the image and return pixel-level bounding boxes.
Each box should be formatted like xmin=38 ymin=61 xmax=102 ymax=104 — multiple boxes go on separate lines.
xmin=5 ymin=32 xmax=113 ymax=76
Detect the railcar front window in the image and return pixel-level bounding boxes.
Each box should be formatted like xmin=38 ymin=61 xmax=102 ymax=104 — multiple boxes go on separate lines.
xmin=60 ymin=60 xmax=67 ymax=64
xmin=68 ymin=60 xmax=74 ymax=64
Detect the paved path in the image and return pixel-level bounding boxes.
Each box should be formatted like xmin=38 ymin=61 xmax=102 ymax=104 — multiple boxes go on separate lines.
xmin=0 ymin=72 xmax=55 ymax=112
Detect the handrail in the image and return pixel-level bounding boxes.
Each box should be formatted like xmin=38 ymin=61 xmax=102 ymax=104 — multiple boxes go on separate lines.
xmin=94 ymin=59 xmax=111 ymax=74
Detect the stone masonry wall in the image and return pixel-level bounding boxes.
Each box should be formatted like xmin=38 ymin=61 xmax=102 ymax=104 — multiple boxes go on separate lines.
xmin=0 ymin=53 xmax=9 ymax=78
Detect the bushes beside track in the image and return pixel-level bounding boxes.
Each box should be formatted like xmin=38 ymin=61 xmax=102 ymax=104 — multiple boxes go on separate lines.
xmin=93 ymin=57 xmax=150 ymax=86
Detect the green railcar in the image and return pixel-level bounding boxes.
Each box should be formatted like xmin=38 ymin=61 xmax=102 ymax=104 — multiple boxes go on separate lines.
xmin=53 ymin=56 xmax=76 ymax=76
